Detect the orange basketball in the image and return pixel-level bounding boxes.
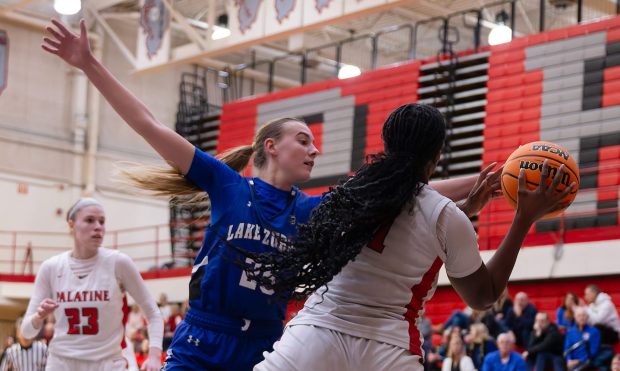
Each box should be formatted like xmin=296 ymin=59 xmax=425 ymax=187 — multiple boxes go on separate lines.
xmin=501 ymin=141 xmax=580 ymax=218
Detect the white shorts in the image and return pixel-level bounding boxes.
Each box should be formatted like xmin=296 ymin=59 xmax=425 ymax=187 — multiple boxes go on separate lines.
xmin=46 ymin=353 xmax=127 ymax=371
xmin=254 ymin=324 xmax=423 ymax=371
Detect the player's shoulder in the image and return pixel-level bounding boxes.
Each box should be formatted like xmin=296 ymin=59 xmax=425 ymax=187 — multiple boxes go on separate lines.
xmin=99 ymin=247 xmax=132 ymax=265
xmin=97 ymin=247 xmax=119 ymax=257
xmin=39 ymin=251 xmax=69 ymax=271
xmin=295 ymin=188 xmax=325 ymax=208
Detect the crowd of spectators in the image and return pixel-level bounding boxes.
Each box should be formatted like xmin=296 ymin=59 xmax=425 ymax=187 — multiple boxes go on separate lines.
xmin=423 ymin=285 xmax=620 ymax=371
xmin=2 ymin=286 xmax=620 ymax=370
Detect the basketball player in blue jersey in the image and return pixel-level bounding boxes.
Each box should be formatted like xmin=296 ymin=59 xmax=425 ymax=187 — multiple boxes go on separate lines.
xmin=42 ymin=19 xmax=495 ymax=370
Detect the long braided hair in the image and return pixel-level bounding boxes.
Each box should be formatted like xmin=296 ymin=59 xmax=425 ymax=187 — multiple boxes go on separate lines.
xmin=241 ymin=104 xmax=447 ymax=300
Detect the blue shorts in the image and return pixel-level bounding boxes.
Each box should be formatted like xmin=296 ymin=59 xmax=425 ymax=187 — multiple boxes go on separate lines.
xmin=162 ymin=309 xmax=282 ymax=371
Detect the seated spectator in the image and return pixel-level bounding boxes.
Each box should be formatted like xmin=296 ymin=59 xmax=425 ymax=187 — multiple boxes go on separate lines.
xmin=493 ymin=288 xmax=514 ymax=322
xmin=565 ymin=307 xmax=601 ymax=370
xmin=612 ymin=354 xmax=620 ymax=371
xmin=126 ymin=304 xmax=146 ymax=340
xmin=418 ymin=315 xmax=433 ymax=367
xmin=163 ymin=304 xmax=183 ymax=350
xmin=523 ymin=312 xmax=564 ymax=371
xmin=158 ymin=293 xmax=171 ymax=319
xmin=585 ymin=284 xmax=620 ymax=345
xmin=0 ymin=317 xmax=47 ymax=370
xmin=505 ymin=292 xmax=538 ymax=347
xmin=557 ymin=292 xmax=579 ymax=331
xmin=482 ymin=332 xmax=527 ymax=371
xmin=473 ymin=308 xmax=509 ymax=339
xmin=442 ymin=335 xmax=475 ymax=371
xmin=434 ymin=307 xmax=472 ymax=334
xmin=465 ymin=323 xmax=497 ymax=370
xmin=438 ymin=327 xmax=463 ymax=358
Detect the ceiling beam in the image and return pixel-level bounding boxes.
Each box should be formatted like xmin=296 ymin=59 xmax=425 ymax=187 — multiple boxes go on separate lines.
xmin=88 ymin=7 xmax=137 ymax=67
xmin=0 ymin=0 xmax=38 ymax=16
xmin=133 ymin=0 xmax=413 ymax=75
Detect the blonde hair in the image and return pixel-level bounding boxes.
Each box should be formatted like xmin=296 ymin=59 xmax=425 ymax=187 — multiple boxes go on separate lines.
xmin=447 ymin=335 xmax=465 ymax=360
xmin=469 ymin=323 xmax=491 ymax=343
xmin=119 ymin=117 xmax=304 ymax=205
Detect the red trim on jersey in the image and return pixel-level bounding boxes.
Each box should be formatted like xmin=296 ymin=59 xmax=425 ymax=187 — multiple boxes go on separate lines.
xmin=405 ymin=257 xmax=443 ymax=356
xmin=120 ymin=295 xmax=130 ymax=349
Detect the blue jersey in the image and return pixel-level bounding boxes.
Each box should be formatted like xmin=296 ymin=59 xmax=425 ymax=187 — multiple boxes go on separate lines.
xmin=185 ymin=148 xmax=321 ymax=327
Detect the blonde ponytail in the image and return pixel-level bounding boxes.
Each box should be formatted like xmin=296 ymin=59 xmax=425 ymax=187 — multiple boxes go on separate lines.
xmin=217 ymin=145 xmax=254 ymax=172
xmin=118 ymin=117 xmax=303 ymax=205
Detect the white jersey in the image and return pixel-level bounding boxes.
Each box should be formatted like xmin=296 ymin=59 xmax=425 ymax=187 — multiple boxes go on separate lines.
xmin=288 ymin=186 xmax=482 ymax=358
xmin=45 ymin=248 xmax=127 ymax=361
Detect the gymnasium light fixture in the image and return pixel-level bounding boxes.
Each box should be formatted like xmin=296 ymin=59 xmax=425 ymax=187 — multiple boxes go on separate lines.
xmin=338 ymin=64 xmax=361 ymax=79
xmin=212 ymin=13 xmax=231 ymax=40
xmin=488 ymin=10 xmax=512 ymax=46
xmin=53 ymin=0 xmax=81 ymax=15
xmin=212 ymin=25 xmax=231 ymax=40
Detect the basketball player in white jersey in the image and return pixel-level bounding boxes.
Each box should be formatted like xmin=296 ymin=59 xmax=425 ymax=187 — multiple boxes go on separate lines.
xmin=21 ymin=198 xmax=164 ymax=371
xmin=242 ymin=104 xmax=575 ymax=370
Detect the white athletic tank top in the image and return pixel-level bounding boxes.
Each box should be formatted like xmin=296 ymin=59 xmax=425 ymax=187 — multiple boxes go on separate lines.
xmin=288 ymin=186 xmax=454 ymax=358
xmin=47 ymin=248 xmax=127 ymax=361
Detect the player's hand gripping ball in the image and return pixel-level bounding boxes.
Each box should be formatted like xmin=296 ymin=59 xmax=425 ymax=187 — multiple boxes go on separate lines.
xmin=501 ymin=141 xmax=580 ymax=218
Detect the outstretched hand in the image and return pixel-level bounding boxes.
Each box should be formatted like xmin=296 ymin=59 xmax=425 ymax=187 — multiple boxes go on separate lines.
xmin=459 ymin=162 xmax=503 ymax=217
xmin=42 ymin=19 xmax=93 ymax=70
xmin=516 ymin=160 xmax=576 ymax=223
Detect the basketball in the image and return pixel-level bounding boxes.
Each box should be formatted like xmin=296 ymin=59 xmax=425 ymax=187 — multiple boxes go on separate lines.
xmin=501 ymin=141 xmax=580 ymax=217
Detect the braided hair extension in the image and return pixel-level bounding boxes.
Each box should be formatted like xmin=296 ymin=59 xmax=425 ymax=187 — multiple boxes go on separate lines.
xmin=238 ymin=104 xmax=447 ymax=300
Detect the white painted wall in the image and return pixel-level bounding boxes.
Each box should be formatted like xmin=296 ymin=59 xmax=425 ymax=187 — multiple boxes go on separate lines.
xmin=437 ymin=239 xmax=620 ymax=286
xmin=0 ymin=20 xmax=194 ymax=273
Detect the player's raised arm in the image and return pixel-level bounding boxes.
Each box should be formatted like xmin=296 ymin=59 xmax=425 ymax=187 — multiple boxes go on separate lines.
xmin=449 ymin=161 xmax=575 ymax=310
xmin=42 ymin=19 xmax=194 ymax=174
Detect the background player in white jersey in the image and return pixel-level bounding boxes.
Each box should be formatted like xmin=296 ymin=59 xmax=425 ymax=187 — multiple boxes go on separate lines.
xmin=243 ymin=103 xmax=575 ymax=370
xmin=20 ymin=198 xmax=164 ymax=371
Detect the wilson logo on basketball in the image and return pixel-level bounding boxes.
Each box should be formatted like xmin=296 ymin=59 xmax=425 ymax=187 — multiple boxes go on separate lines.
xmin=530 ymin=144 xmax=570 ymax=161
xmin=518 ymin=161 xmax=572 ymax=187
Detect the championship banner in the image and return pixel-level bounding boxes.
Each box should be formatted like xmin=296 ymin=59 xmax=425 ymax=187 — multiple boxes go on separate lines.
xmin=137 ymin=0 xmax=171 ymax=68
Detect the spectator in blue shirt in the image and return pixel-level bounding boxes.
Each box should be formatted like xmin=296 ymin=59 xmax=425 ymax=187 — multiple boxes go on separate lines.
xmin=482 ymin=332 xmax=527 ymax=371
xmin=505 ymin=292 xmax=538 ymax=347
xmin=565 ymin=306 xmax=601 ymax=370
xmin=557 ymin=292 xmax=579 ymax=330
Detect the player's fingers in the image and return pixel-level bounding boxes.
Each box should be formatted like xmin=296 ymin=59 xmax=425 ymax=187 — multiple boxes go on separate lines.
xmin=480 ymin=162 xmax=497 ymax=179
xmin=46 ymin=26 xmax=65 ymax=42
xmin=41 ymin=44 xmax=59 ymax=54
xmin=79 ymin=19 xmax=87 ymax=39
xmin=538 ymin=160 xmax=549 ymax=192
xmin=554 ymin=182 xmax=575 ymax=202
xmin=518 ymin=168 xmax=527 ymax=195
xmin=548 ymin=165 xmax=565 ymax=197
xmin=51 ymin=19 xmax=73 ymax=38
xmin=43 ymin=37 xmax=61 ymax=49
xmin=488 ymin=165 xmax=504 ymax=183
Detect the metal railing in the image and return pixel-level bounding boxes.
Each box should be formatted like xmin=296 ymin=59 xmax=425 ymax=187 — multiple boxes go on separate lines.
xmin=1 ymin=163 xmax=618 ymax=276
xmin=214 ymin=0 xmax=620 ymax=102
